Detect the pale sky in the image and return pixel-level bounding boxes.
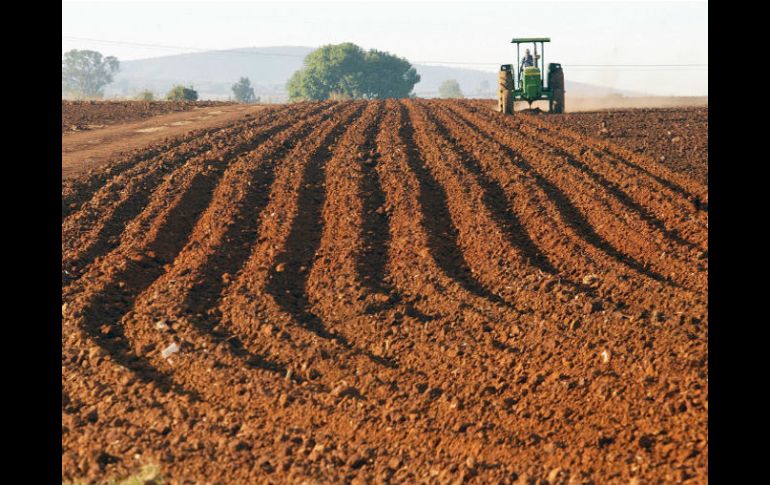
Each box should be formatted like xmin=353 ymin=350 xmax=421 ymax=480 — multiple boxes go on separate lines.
xmin=62 ymin=0 xmax=708 ymax=96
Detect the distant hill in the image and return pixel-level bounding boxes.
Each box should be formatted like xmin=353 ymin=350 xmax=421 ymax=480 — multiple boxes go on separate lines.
xmin=104 ymin=46 xmax=642 ymax=101
xmin=106 ymin=46 xmax=311 ymax=101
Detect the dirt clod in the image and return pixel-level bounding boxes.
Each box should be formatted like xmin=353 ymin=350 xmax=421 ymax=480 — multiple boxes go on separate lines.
xmin=582 ymin=274 xmax=600 ymax=286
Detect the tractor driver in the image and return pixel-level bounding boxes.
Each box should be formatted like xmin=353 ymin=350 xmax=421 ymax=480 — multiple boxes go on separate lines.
xmin=521 ymin=49 xmax=535 ymax=70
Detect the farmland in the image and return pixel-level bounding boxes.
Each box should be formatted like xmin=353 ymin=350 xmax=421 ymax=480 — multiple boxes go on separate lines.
xmin=62 ymin=100 xmax=707 ymax=484
xmin=549 ymin=107 xmax=708 ymax=185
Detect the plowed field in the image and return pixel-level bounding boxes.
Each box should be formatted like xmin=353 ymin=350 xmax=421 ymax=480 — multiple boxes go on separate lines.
xmin=62 ymin=100 xmax=708 ymax=484
xmin=547 ymin=107 xmax=708 ymax=185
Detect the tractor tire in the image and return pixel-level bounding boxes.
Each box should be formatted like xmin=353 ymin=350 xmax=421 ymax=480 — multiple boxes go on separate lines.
xmin=498 ymin=68 xmax=514 ymax=115
xmin=551 ymin=89 xmax=565 ymax=114
xmin=499 ymin=90 xmax=513 ymax=115
xmin=549 ymin=66 xmax=565 ymax=114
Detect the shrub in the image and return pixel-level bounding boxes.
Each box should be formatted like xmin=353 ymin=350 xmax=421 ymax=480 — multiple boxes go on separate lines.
xmin=231 ymin=77 xmax=257 ymax=103
xmin=166 ymin=85 xmax=198 ymax=101
xmin=135 ymin=90 xmax=154 ymax=101
xmin=438 ymin=79 xmax=463 ymax=99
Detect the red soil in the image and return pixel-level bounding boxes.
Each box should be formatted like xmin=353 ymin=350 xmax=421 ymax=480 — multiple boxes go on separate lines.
xmin=545 ymin=107 xmax=708 ymax=185
xmin=62 ymin=100 xmax=707 ymax=484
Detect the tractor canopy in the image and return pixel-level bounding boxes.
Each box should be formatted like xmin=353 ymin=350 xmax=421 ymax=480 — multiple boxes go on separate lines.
xmin=511 ymin=37 xmax=551 ymax=44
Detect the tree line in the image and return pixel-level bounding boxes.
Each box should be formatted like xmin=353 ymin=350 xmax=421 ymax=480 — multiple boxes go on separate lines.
xmin=63 ymin=45 xmax=472 ymax=102
xmin=62 ymin=49 xmax=260 ymax=102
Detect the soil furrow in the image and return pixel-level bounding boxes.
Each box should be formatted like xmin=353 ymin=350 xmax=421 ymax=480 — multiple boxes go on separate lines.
xmin=464 ymin=108 xmax=704 ymax=292
xmin=220 ymin=101 xmax=393 ymax=384
xmin=61 ymin=136 xmax=212 ymax=222
xmin=62 ymin=101 xmax=317 ymax=228
xmin=61 ymin=134 xmax=266 ymax=476
xmin=62 ymin=104 xmax=305 ymax=394
xmin=354 ymin=108 xmax=393 ymax=297
xmin=262 ymin=105 xmax=365 ymax=341
xmin=461 ymin=102 xmax=707 ymax=248
xmin=418 ymin=102 xmax=558 ymax=276
xmin=425 ymin=101 xmax=704 ymax=319
xmin=110 ymin=102 xmax=354 ymax=405
xmin=61 ymin=103 xmax=301 ymax=220
xmin=409 ymin=99 xmax=581 ymax=317
xmin=544 ymin=106 xmax=708 ymax=184
xmin=299 ymin=101 xmax=552 ymax=480
xmin=303 ymin=102 xmax=398 ymax=340
xmin=62 ymin=102 xmax=329 ymax=288
xmin=302 ymin=101 xmax=440 ymax=377
xmin=373 ymin=101 xmax=538 ymax=375
xmin=64 ymin=164 xmax=223 ymax=397
xmin=471 ymin=100 xmax=708 ymax=210
xmin=412 ymin=104 xmax=606 ymax=282
xmin=534 ymin=114 xmax=709 ymax=209
xmin=398 ymin=101 xmax=514 ymax=309
xmin=407 ymin=100 xmax=699 ymax=412
xmin=443 ymin=102 xmax=707 ymax=289
xmin=414 ymin=100 xmax=644 ymax=312
xmin=521 ymin=115 xmax=708 ymax=223
xmin=63 ymin=102 xmax=364 ymax=482
xmin=441 ymin=102 xmax=679 ymax=288
xmin=264 ymin=103 xmax=399 ymax=368
xmin=374 ymin=100 xmax=520 ymax=325
xmin=62 ymin=100 xmax=707 ymax=484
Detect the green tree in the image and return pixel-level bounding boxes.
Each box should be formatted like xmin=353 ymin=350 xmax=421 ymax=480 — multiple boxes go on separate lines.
xmin=231 ymin=77 xmax=257 ymax=103
xmin=166 ymin=85 xmax=198 ymax=101
xmin=62 ymin=49 xmax=120 ymax=99
xmin=361 ymin=49 xmax=421 ymax=99
xmin=287 ymin=42 xmax=420 ymax=101
xmin=438 ymin=79 xmax=464 ymax=99
xmin=286 ymin=70 xmax=304 ymax=101
xmin=287 ymin=43 xmax=366 ymax=101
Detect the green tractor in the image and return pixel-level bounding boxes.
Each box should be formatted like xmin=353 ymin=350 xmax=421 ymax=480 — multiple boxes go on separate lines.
xmin=498 ymin=37 xmax=565 ymax=115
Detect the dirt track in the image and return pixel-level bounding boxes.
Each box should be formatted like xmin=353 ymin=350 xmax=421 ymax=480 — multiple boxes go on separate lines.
xmin=62 ymin=100 xmax=235 ymax=133
xmin=62 ymin=104 xmax=266 ymax=180
xmin=62 ymin=100 xmax=708 ymax=484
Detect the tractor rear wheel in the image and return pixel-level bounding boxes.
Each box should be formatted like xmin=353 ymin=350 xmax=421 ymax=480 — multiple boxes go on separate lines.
xmin=551 ymin=89 xmax=565 ymax=114
xmin=548 ymin=66 xmax=565 ymax=114
xmin=498 ymin=68 xmax=514 ymax=115
xmin=499 ymin=90 xmax=513 ymax=115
